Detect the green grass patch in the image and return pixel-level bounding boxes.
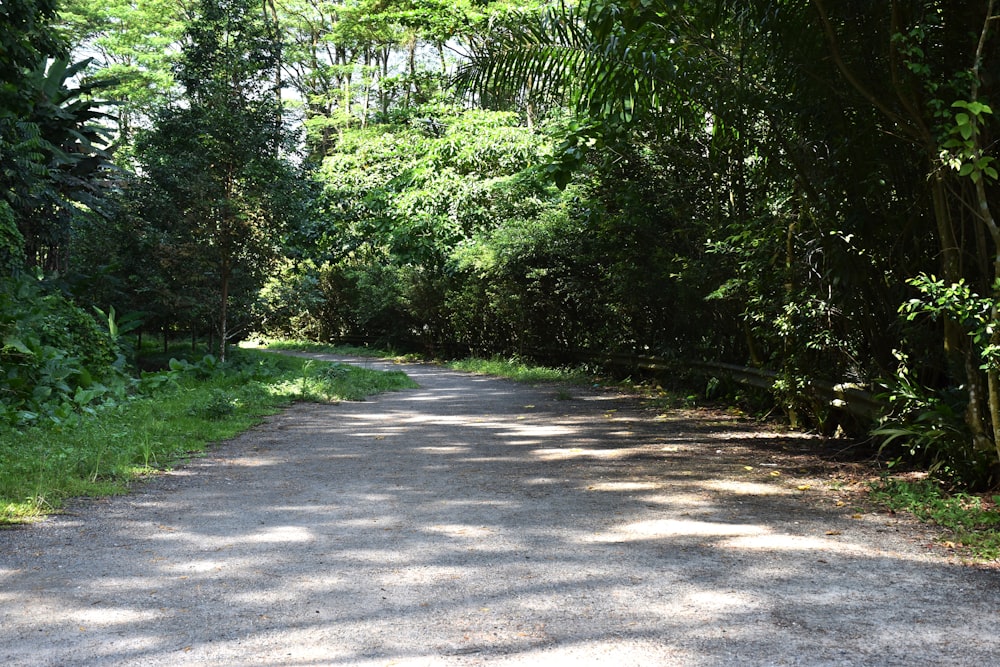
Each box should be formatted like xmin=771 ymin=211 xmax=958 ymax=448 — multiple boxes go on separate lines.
xmin=447 ymin=356 xmax=592 ymax=384
xmin=272 ymin=359 xmax=418 ymax=402
xmin=870 ymin=477 xmax=1000 ymax=560
xmin=256 ymin=339 xmax=409 ymax=359
xmin=0 ymin=349 xmax=416 ymax=524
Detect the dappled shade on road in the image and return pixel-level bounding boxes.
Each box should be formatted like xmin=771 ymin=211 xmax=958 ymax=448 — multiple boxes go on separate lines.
xmin=1 ymin=357 xmax=997 ymax=666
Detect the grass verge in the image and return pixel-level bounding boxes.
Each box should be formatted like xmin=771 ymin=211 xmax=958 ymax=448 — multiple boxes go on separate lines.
xmin=446 ymin=356 xmax=593 ymax=384
xmin=257 ymin=339 xmax=412 ymax=360
xmin=0 ymin=349 xmax=416 ymax=524
xmin=870 ymin=477 xmax=1000 ymax=560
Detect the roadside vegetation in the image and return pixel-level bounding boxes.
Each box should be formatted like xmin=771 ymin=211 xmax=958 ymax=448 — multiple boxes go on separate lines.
xmin=0 ymin=347 xmax=415 ymax=524
xmin=442 ymin=356 xmax=591 ymax=385
xmin=870 ymin=478 xmax=1000 ymax=561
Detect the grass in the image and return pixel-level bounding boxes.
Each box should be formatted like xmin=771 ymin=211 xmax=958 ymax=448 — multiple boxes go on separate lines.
xmin=870 ymin=477 xmax=1000 ymax=560
xmin=0 ymin=349 xmax=416 ymax=524
xmin=447 ymin=356 xmax=593 ymax=384
xmin=256 ymin=339 xmax=413 ymax=360
xmin=273 ymin=359 xmax=419 ymax=402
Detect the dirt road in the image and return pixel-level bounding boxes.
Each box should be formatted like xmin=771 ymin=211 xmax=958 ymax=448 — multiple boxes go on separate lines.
xmin=1 ymin=356 xmax=998 ymax=665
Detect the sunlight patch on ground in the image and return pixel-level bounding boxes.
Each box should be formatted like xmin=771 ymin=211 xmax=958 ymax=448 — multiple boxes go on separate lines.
xmin=639 ymin=491 xmax=715 ymax=507
xmin=586 ymin=481 xmax=662 ymax=492
xmin=425 ymin=524 xmax=493 ymax=539
xmin=245 ymin=525 xmax=314 ymax=544
xmin=399 ymin=393 xmax=468 ymax=402
xmin=584 ymin=519 xmax=765 ymax=542
xmin=73 ymin=607 xmax=165 ymax=627
xmin=167 ymin=559 xmax=228 ymax=574
xmin=224 ymin=455 xmax=283 ymax=467
xmin=415 ymin=446 xmax=470 ymax=454
xmin=680 ymin=589 xmax=761 ymax=612
xmin=720 ymin=533 xmax=864 ymax=553
xmin=349 ymin=412 xmax=472 ymax=426
xmin=502 ymin=424 xmax=576 ymax=437
xmin=706 ymin=429 xmax=819 ymax=441
xmin=700 ymin=479 xmax=791 ymax=496
xmin=532 ymin=446 xmax=646 ymax=461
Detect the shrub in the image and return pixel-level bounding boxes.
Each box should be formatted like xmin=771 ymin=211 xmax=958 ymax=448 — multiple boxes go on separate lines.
xmin=0 ymin=276 xmax=123 ymax=427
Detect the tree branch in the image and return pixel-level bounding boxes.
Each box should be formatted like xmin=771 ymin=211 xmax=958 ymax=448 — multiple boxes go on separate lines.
xmin=811 ymin=0 xmax=918 ymax=141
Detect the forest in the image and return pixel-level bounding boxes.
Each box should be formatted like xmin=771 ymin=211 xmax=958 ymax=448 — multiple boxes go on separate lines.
xmin=3 ymin=0 xmax=1000 ymax=490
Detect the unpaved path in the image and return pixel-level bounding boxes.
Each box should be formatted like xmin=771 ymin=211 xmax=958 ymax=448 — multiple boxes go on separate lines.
xmin=1 ymin=355 xmax=998 ymax=666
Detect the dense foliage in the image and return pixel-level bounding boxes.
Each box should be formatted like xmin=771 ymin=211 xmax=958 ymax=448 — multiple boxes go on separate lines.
xmin=4 ymin=0 xmax=1000 ymax=488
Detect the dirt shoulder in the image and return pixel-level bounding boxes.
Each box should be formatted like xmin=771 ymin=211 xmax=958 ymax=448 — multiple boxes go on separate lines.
xmin=1 ymin=355 xmax=997 ymax=666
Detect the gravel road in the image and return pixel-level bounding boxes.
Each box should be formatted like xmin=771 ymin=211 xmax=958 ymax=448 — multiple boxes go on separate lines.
xmin=2 ymin=355 xmax=999 ymax=666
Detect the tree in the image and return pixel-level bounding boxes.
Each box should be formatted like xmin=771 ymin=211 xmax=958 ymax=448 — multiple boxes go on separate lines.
xmin=277 ymin=0 xmax=527 ymax=162
xmin=135 ymin=0 xmax=300 ymax=361
xmin=1 ymin=0 xmax=65 ymax=272
xmin=16 ymin=58 xmax=115 ymax=273
xmin=456 ymin=1 xmax=1000 ymax=482
xmin=2 ymin=1 xmax=114 ymax=275
xmin=805 ymin=1 xmax=1000 ymax=479
xmin=59 ymin=0 xmax=187 ymax=148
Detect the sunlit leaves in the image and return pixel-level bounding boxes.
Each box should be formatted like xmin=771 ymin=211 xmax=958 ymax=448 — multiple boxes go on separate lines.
xmin=940 ymin=100 xmax=998 ymax=183
xmin=455 ymin=1 xmax=675 ymax=126
xmin=901 ymin=274 xmax=1000 ymax=372
xmin=58 ymin=0 xmax=186 ymax=140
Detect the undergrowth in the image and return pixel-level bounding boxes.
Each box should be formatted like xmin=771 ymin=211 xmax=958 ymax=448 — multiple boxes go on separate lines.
xmin=0 ymin=349 xmax=415 ymax=524
xmin=870 ymin=477 xmax=1000 ymax=560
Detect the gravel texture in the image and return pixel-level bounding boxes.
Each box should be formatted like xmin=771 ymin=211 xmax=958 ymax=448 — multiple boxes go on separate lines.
xmin=1 ymin=354 xmax=999 ymax=666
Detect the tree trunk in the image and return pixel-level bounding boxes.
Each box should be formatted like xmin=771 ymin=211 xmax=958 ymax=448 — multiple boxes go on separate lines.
xmin=965 ymin=1 xmax=999 ymax=460
xmin=219 ymin=266 xmax=229 ymax=362
xmin=814 ymin=0 xmax=995 ymax=457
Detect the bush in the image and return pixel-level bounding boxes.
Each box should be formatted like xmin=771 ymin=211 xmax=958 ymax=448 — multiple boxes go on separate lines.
xmin=0 ymin=276 xmax=123 ymax=427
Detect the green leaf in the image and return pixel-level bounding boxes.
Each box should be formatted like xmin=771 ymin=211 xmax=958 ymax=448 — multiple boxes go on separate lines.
xmin=3 ymin=336 xmax=33 ymax=355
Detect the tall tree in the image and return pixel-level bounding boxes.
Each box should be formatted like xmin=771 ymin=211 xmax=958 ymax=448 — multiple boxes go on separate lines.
xmin=1 ymin=0 xmax=64 ymax=271
xmin=2 ymin=1 xmax=115 ymax=275
xmin=136 ymin=0 xmax=298 ymax=360
xmin=59 ymin=0 xmax=187 ymax=148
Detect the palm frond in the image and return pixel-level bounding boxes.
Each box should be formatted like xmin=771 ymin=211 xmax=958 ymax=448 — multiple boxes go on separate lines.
xmin=455 ymin=1 xmax=674 ymax=125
